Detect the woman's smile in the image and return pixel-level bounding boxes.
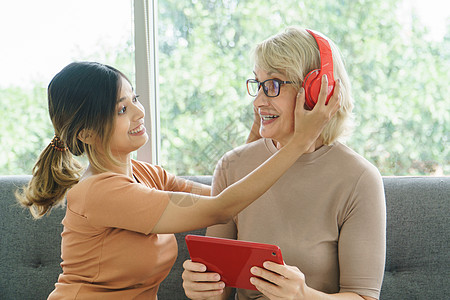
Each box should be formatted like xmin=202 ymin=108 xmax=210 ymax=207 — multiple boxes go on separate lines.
xmin=128 ymin=123 xmax=146 ymax=136
xmin=259 ymin=110 xmax=280 ymax=125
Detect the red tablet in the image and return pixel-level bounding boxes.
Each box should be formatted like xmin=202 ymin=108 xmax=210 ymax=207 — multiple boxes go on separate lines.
xmin=185 ymin=235 xmax=284 ymax=291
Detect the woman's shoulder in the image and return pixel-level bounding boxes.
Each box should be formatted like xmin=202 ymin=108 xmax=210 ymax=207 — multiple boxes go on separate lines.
xmin=214 ymin=139 xmax=272 ymax=180
xmin=333 ymin=142 xmax=375 ymax=165
xmin=331 ymin=142 xmax=381 ymax=179
xmin=221 ymin=138 xmax=271 ymax=161
xmin=67 ymin=171 xmax=134 ymax=212
xmin=71 ymin=171 xmax=133 ymax=193
xmin=132 ymin=159 xmax=164 ymax=172
xmin=132 ymin=159 xmax=176 ymax=189
xmin=132 ymin=159 xmax=168 ymax=178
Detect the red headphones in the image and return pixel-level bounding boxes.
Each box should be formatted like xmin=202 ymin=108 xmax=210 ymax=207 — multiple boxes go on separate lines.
xmin=303 ymin=29 xmax=335 ymax=109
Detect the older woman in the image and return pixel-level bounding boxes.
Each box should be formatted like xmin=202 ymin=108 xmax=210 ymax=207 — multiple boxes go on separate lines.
xmin=182 ymin=26 xmax=386 ymax=300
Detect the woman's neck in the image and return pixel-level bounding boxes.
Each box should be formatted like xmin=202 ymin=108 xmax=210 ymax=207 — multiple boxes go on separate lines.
xmin=82 ymin=156 xmax=134 ymax=180
xmin=105 ymin=156 xmax=133 ymax=177
xmin=274 ymin=137 xmax=324 ymax=153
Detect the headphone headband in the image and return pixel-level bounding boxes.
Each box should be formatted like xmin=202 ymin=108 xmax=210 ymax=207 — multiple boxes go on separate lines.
xmin=305 ymin=29 xmax=334 ymax=79
xmin=303 ymin=29 xmax=335 ymax=109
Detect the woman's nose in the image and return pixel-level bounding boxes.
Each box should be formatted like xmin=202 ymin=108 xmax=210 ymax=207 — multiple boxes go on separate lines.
xmin=253 ymin=92 xmax=270 ymax=108
xmin=133 ymin=101 xmax=145 ymax=120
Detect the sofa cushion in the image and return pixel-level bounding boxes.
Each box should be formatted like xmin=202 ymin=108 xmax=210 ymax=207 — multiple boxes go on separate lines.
xmin=0 ymin=175 xmax=65 ymax=300
xmin=381 ymin=176 xmax=449 ymax=299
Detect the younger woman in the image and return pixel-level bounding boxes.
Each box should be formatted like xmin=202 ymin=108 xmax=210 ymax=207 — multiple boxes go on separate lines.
xmin=16 ymin=61 xmax=340 ymax=299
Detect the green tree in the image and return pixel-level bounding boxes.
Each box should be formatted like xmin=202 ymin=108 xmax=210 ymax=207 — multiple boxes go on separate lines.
xmin=1 ymin=0 xmax=448 ymax=176
xmin=0 ymin=41 xmax=134 ymax=175
xmin=0 ymin=84 xmax=52 ymax=174
xmin=158 ymin=0 xmax=449 ymax=175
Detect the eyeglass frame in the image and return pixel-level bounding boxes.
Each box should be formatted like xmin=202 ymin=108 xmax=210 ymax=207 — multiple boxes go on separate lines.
xmin=246 ymin=78 xmax=294 ymax=98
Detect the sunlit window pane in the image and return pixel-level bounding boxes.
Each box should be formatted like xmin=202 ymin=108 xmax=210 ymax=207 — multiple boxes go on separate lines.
xmin=0 ymin=0 xmax=134 ymax=175
xmin=157 ymin=0 xmax=449 ymax=176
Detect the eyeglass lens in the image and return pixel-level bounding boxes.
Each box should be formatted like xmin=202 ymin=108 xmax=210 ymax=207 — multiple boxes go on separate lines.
xmin=247 ymin=79 xmax=280 ymax=97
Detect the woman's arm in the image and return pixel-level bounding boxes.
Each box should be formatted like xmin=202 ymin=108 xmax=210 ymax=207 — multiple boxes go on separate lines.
xmin=188 ymin=181 xmax=212 ymax=196
xmin=152 ymin=77 xmax=341 ymax=234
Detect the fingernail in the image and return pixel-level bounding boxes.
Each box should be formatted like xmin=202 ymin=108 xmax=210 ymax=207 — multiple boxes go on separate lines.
xmin=250 ymin=267 xmax=258 ymax=274
xmin=250 ymin=277 xmax=256 ymax=284
xmin=323 ymin=74 xmax=328 ymax=80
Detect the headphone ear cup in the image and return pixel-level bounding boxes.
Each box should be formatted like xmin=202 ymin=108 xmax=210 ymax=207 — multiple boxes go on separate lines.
xmin=303 ymin=69 xmax=320 ymax=109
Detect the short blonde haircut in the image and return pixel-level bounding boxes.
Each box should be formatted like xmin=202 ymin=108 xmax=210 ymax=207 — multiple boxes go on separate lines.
xmin=253 ymin=26 xmax=354 ymax=144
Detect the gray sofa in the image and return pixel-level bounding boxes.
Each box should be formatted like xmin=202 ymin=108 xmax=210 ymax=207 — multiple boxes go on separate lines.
xmin=0 ymin=175 xmax=448 ymax=300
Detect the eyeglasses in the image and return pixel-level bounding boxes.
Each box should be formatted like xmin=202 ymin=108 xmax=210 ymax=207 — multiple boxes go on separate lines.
xmin=246 ymin=78 xmax=293 ymax=98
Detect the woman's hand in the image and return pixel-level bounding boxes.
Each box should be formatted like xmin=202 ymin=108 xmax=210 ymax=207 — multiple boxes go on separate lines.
xmin=291 ymin=75 xmax=341 ymax=148
xmin=250 ymin=261 xmax=310 ymax=299
xmin=182 ymin=260 xmax=225 ymax=299
xmin=246 ymin=106 xmax=262 ymax=144
xmin=250 ymin=261 xmax=376 ymax=300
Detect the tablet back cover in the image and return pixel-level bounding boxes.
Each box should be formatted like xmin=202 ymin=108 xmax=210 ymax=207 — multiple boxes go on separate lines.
xmin=185 ymin=235 xmax=283 ymax=290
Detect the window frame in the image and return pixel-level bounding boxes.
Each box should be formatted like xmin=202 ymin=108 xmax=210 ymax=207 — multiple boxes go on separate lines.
xmin=134 ymin=0 xmax=160 ymax=164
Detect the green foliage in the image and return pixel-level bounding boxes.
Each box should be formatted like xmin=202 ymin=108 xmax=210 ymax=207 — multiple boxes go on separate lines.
xmin=0 ymin=41 xmax=134 ymax=175
xmin=1 ymin=0 xmax=448 ymax=176
xmin=0 ymin=84 xmax=52 ymax=174
xmin=158 ymin=0 xmax=449 ymax=175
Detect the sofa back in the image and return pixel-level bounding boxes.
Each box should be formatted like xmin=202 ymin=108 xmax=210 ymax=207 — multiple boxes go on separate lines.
xmin=0 ymin=175 xmax=448 ymax=299
xmin=381 ymin=176 xmax=449 ymax=299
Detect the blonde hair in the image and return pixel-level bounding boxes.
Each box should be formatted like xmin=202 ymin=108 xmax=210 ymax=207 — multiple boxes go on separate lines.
xmin=16 ymin=62 xmax=128 ymax=218
xmin=253 ymin=26 xmax=354 ymax=144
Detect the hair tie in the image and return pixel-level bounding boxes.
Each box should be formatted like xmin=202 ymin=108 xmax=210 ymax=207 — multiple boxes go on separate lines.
xmin=50 ymin=135 xmax=68 ymax=152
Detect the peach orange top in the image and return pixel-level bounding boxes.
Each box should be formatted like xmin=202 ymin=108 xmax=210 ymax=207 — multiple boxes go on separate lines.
xmin=48 ymin=160 xmax=193 ymax=299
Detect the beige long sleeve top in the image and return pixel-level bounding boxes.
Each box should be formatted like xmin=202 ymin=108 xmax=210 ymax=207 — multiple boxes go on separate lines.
xmin=207 ymin=139 xmax=386 ymax=299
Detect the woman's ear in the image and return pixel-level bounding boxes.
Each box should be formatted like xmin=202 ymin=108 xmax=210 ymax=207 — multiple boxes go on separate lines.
xmin=77 ymin=129 xmax=96 ymax=145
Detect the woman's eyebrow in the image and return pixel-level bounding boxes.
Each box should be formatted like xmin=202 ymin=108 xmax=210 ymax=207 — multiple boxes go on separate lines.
xmin=117 ymin=91 xmax=135 ymax=104
xmin=117 ymin=97 xmax=127 ymax=104
xmin=253 ymin=70 xmax=280 ymax=77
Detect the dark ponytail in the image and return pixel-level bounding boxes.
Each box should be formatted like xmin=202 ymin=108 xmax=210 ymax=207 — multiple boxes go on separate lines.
xmin=16 ymin=141 xmax=82 ymax=218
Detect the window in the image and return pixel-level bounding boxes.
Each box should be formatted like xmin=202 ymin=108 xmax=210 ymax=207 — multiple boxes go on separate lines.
xmin=154 ymin=0 xmax=449 ymax=176
xmin=1 ymin=0 xmax=448 ymax=176
xmin=0 ymin=0 xmax=134 ymax=174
